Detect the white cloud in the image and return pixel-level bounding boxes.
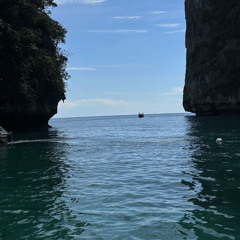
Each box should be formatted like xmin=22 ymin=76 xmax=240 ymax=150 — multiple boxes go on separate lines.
xmin=170 ymin=87 xmax=183 ymax=95
xmin=88 ymin=29 xmax=147 ymax=34
xmin=114 ymin=16 xmax=141 ymax=20
xmin=159 ymin=87 xmax=183 ymax=96
xmin=59 ymin=98 xmax=130 ymax=108
xmin=165 ymin=29 xmax=185 ymax=34
xmin=104 ymin=92 xmax=122 ymax=95
xmin=59 ymin=100 xmax=80 ymax=108
xmin=67 ymin=67 xmax=96 ymax=71
xmin=151 ymin=11 xmax=168 ymax=14
xmin=57 ymin=98 xmax=146 ymax=117
xmin=55 ymin=0 xmax=106 ymax=5
xmin=157 ymin=23 xmax=182 ymax=28
xmin=82 ymin=0 xmax=105 ymax=3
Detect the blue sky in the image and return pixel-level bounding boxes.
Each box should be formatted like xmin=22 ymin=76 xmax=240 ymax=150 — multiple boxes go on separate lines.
xmin=52 ymin=0 xmax=186 ymax=117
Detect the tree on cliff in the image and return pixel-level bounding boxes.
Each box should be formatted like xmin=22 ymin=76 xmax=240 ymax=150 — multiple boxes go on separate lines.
xmin=0 ymin=0 xmax=68 ymax=128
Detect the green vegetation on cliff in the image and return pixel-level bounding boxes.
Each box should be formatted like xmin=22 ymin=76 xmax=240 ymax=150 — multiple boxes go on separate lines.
xmin=0 ymin=0 xmax=68 ymax=128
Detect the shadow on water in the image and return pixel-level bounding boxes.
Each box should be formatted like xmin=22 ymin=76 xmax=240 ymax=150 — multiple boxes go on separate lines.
xmin=0 ymin=129 xmax=86 ymax=240
xmin=179 ymin=116 xmax=240 ymax=240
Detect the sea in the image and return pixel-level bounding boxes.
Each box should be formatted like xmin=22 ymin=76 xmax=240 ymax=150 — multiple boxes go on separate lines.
xmin=1 ymin=113 xmax=240 ymax=240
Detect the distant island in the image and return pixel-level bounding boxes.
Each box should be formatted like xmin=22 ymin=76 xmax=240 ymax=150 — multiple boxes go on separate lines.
xmin=183 ymin=0 xmax=240 ymax=115
xmin=0 ymin=0 xmax=68 ymax=130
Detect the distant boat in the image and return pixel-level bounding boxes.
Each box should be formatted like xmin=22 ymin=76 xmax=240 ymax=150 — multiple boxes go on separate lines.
xmin=0 ymin=126 xmax=12 ymax=145
xmin=138 ymin=113 xmax=144 ymax=118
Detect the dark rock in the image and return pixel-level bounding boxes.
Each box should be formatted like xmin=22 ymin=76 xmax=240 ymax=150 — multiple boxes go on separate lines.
xmin=0 ymin=1 xmax=68 ymax=131
xmin=183 ymin=0 xmax=240 ymax=115
xmin=0 ymin=100 xmax=60 ymax=131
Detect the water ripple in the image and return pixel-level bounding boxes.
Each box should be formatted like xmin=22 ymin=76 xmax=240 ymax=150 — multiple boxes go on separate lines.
xmin=1 ymin=114 xmax=240 ymax=239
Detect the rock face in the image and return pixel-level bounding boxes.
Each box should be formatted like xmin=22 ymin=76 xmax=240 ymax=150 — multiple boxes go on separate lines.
xmin=183 ymin=0 xmax=240 ymax=115
xmin=0 ymin=99 xmax=60 ymax=131
xmin=0 ymin=1 xmax=68 ymax=131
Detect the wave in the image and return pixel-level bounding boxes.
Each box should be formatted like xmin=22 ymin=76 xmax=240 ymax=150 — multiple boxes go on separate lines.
xmin=8 ymin=139 xmax=63 ymax=145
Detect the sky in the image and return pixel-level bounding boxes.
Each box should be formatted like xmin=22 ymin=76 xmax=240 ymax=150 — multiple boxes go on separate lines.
xmin=51 ymin=0 xmax=186 ymax=118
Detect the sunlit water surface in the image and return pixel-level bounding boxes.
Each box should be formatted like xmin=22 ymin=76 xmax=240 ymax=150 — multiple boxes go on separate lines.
xmin=1 ymin=114 xmax=240 ymax=240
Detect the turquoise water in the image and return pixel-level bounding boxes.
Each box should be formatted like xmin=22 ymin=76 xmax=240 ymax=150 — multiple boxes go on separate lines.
xmin=1 ymin=114 xmax=240 ymax=239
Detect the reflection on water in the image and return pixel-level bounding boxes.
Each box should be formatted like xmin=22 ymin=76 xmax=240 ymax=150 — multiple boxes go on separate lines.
xmin=0 ymin=129 xmax=86 ymax=240
xmin=2 ymin=115 xmax=240 ymax=240
xmin=180 ymin=116 xmax=240 ymax=240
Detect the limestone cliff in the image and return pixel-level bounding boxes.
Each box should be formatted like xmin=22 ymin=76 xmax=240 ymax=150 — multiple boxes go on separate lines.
xmin=0 ymin=0 xmax=68 ymax=130
xmin=0 ymin=98 xmax=61 ymax=130
xmin=183 ymin=0 xmax=240 ymax=115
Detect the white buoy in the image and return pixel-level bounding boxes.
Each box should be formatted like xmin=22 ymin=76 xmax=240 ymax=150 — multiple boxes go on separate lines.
xmin=216 ymin=138 xmax=223 ymax=143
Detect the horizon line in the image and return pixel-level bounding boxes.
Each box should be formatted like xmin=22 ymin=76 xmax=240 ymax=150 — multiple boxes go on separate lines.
xmin=51 ymin=112 xmax=190 ymax=119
